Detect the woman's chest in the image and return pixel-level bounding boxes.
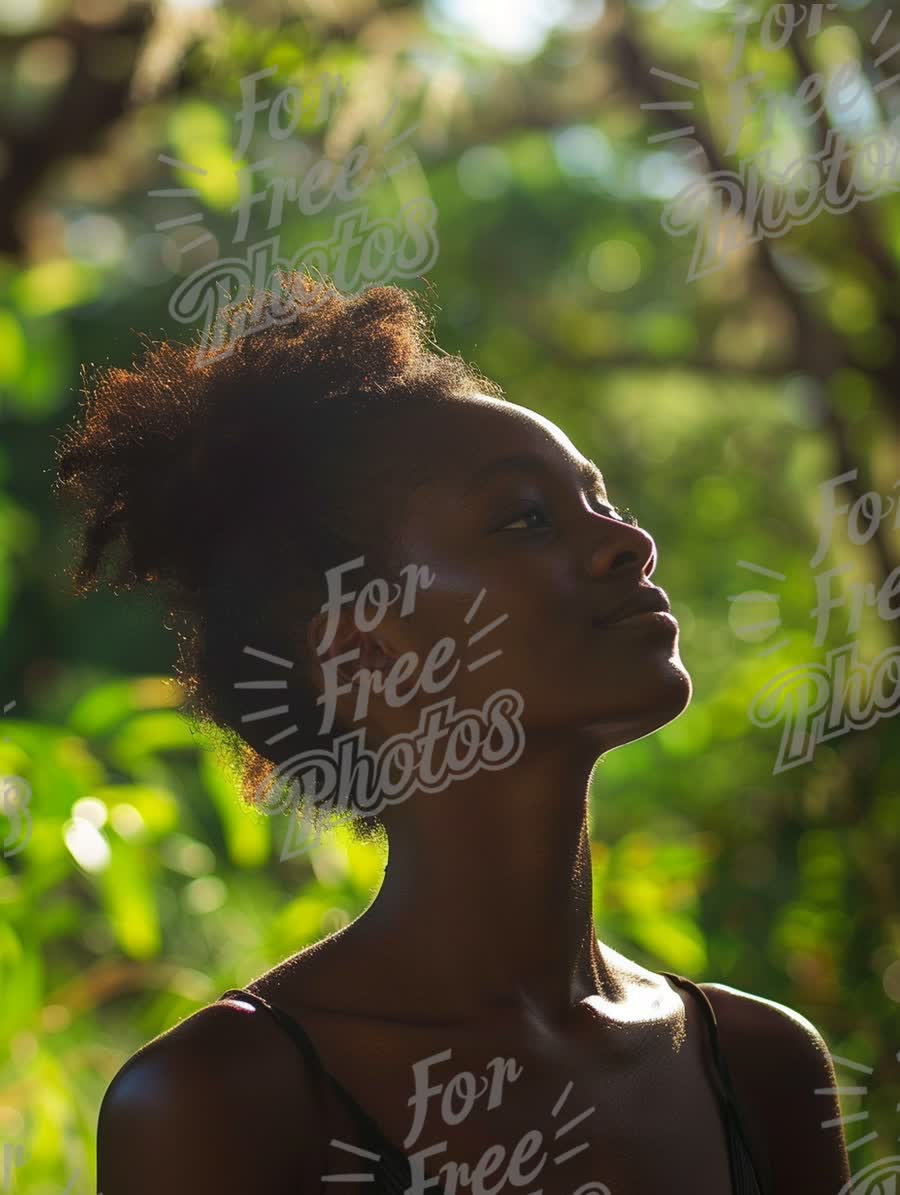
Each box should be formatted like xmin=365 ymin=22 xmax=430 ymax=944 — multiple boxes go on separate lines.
xmin=409 ymin=1082 xmax=732 ymax=1194
xmin=317 ymin=1021 xmax=738 ymax=1195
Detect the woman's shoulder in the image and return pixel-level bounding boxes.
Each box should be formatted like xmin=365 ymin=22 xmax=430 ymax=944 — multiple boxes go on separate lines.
xmin=698 ymin=978 xmax=842 ymax=1084
xmin=698 ymin=980 xmax=851 ymax=1190
xmin=698 ymin=979 xmax=832 ymax=1047
xmin=103 ymin=988 xmax=311 ymax=1089
xmin=97 ymin=993 xmax=325 ymax=1194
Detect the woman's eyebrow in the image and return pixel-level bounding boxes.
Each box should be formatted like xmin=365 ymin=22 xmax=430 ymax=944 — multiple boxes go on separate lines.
xmin=464 ymin=452 xmax=606 ymax=494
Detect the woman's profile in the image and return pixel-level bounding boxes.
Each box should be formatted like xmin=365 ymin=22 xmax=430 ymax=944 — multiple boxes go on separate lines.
xmin=53 ymin=274 xmax=851 ymax=1194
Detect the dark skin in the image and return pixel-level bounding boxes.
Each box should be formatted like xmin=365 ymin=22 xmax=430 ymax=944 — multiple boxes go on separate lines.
xmin=97 ymin=395 xmax=852 ymax=1194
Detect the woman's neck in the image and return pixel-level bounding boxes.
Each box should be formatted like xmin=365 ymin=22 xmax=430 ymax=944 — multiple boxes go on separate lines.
xmin=341 ymin=738 xmax=618 ymax=1026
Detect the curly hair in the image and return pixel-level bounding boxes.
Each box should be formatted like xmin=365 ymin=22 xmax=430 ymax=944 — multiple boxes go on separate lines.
xmin=52 ymin=272 xmax=504 ymax=842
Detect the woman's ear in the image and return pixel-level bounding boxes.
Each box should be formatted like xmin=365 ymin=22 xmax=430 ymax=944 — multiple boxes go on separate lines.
xmin=306 ymin=608 xmax=395 ymax=684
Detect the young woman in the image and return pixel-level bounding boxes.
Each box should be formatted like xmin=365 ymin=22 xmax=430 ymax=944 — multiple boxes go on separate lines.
xmin=54 ymin=276 xmax=851 ymax=1195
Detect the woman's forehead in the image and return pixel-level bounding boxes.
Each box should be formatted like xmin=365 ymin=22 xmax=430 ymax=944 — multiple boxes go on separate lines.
xmin=407 ymin=395 xmax=582 ymax=482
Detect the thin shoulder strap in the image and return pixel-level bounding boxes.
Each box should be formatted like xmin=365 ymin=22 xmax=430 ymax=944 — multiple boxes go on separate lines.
xmin=218 ymin=988 xmax=406 ymax=1160
xmin=220 ymin=988 xmax=326 ymax=1074
xmin=659 ymin=972 xmax=772 ymax=1195
xmin=659 ymin=973 xmax=735 ymax=1102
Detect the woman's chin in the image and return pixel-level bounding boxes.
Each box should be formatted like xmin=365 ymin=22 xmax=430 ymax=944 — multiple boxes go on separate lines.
xmin=578 ymin=670 xmax=693 ymax=749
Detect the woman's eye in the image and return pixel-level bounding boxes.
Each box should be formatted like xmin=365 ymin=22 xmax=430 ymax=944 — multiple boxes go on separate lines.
xmin=501 ymin=504 xmax=548 ymax=531
xmin=499 ymin=498 xmax=640 ymax=532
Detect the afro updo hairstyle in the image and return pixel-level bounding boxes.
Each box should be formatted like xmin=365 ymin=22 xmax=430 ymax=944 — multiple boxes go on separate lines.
xmin=52 ymin=272 xmax=505 ymax=842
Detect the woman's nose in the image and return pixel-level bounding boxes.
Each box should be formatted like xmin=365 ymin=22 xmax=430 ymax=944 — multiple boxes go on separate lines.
xmin=585 ymin=518 xmax=656 ymax=580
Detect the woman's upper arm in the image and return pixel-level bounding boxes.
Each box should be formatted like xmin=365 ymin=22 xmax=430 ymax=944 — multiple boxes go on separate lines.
xmin=97 ymin=1001 xmax=326 ymax=1195
xmin=702 ymin=982 xmax=852 ymax=1195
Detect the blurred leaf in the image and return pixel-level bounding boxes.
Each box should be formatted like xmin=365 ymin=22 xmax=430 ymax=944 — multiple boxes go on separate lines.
xmin=96 ymin=839 xmax=160 ymax=960
xmin=68 ymin=678 xmax=180 ymax=738
xmin=108 ymin=712 xmax=198 ymax=770
xmin=200 ymin=750 xmax=269 ymax=867
xmin=95 ymin=784 xmax=179 ymax=837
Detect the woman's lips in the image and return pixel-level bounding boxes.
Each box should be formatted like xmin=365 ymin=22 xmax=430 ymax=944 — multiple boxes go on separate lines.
xmin=591 ymin=585 xmax=673 ymax=627
xmin=596 ymin=609 xmax=679 ymax=629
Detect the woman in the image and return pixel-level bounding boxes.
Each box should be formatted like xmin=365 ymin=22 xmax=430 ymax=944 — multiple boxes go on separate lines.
xmin=54 ymin=275 xmax=851 ymax=1195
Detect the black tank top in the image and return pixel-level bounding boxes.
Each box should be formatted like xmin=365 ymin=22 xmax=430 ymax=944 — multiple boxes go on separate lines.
xmin=219 ymin=972 xmax=772 ymax=1194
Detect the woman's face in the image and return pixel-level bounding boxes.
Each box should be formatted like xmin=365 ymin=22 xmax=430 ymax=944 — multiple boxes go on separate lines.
xmin=314 ymin=393 xmax=691 ymax=758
